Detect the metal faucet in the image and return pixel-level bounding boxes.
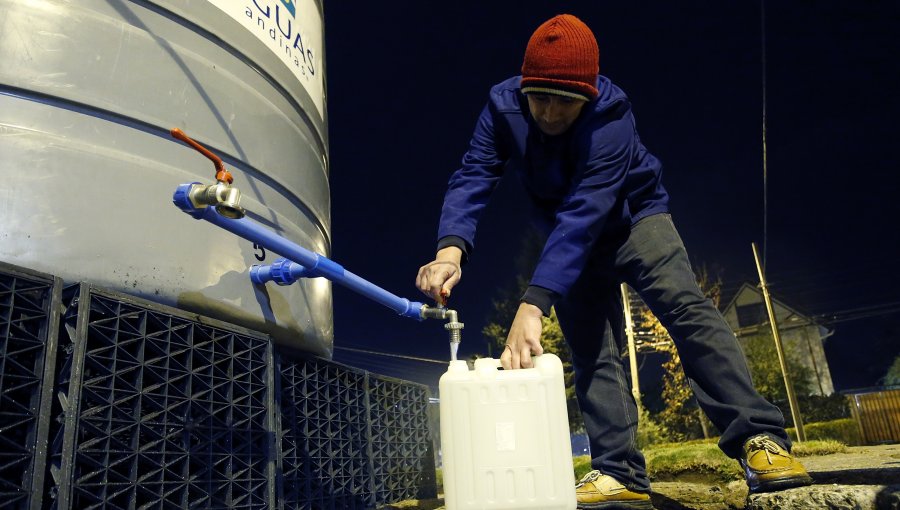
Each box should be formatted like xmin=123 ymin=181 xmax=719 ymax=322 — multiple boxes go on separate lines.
xmin=421 ymin=305 xmax=465 ymax=361
xmin=170 ymin=128 xmax=245 ymax=219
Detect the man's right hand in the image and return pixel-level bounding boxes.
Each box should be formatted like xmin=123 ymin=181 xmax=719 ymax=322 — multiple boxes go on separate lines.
xmin=500 ymin=302 xmax=544 ymax=369
xmin=416 ymin=246 xmax=463 ymax=304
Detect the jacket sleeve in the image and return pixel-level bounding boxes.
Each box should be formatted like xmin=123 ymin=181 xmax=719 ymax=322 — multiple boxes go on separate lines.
xmin=528 ymin=108 xmax=636 ymax=298
xmin=436 ymin=101 xmax=508 ymax=258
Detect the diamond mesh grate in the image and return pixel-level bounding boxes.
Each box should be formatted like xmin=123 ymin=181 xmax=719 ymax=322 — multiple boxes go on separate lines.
xmin=368 ymin=376 xmax=434 ymax=504
xmin=279 ymin=356 xmax=373 ymax=509
xmin=0 ymin=263 xmax=59 ymax=510
xmin=55 ymin=286 xmax=274 ymax=509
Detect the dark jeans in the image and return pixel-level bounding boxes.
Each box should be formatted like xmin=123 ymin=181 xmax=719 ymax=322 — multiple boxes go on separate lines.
xmin=554 ymin=213 xmax=789 ymax=493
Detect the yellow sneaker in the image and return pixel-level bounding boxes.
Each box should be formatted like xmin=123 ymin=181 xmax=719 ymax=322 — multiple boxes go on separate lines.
xmin=575 ymin=470 xmax=653 ymax=509
xmin=740 ymin=434 xmax=813 ymax=493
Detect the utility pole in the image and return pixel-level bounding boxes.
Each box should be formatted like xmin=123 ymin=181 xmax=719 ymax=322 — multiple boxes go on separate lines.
xmin=751 ymin=242 xmax=806 ymax=441
xmin=621 ymin=283 xmax=642 ymax=413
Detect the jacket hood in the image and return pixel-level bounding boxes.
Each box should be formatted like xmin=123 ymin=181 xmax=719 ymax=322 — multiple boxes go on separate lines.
xmin=590 ymin=75 xmax=628 ymax=113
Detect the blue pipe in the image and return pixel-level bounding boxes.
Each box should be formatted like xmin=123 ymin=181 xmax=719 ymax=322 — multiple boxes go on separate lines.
xmin=174 ymin=183 xmax=425 ymax=321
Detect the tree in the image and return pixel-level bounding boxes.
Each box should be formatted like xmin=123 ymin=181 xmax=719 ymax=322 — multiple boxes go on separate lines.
xmin=736 ymin=330 xmax=815 ymax=428
xmin=738 ymin=331 xmax=814 ymax=403
xmin=883 ymin=356 xmax=900 ymax=386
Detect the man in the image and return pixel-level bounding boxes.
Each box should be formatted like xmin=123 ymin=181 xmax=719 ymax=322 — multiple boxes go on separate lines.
xmin=416 ymin=13 xmax=812 ymax=510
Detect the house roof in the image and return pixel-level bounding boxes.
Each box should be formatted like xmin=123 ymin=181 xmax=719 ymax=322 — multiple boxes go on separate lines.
xmin=722 ymin=282 xmax=823 ymax=334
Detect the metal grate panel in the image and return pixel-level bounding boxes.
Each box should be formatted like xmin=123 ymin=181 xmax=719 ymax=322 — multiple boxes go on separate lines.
xmin=54 ymin=285 xmax=275 ymax=509
xmin=368 ymin=376 xmax=436 ymax=504
xmin=0 ymin=261 xmax=61 ymax=510
xmin=278 ymin=356 xmax=373 ymax=509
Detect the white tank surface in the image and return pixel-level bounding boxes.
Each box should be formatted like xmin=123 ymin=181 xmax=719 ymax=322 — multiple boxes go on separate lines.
xmin=439 ymin=354 xmax=577 ymax=510
xmin=0 ymin=0 xmax=333 ymax=356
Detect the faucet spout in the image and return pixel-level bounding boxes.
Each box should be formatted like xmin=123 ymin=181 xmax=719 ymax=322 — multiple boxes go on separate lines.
xmin=421 ymin=305 xmax=465 ymax=361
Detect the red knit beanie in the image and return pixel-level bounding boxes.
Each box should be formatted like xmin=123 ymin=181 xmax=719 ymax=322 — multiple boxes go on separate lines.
xmin=521 ymin=14 xmax=600 ymax=101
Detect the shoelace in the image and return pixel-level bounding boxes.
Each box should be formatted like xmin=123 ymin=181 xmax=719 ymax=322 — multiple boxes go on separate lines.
xmin=746 ymin=436 xmax=781 ymax=465
xmin=575 ymin=470 xmax=601 ymax=488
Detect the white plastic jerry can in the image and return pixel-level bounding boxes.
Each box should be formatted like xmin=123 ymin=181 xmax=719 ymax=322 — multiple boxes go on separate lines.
xmin=439 ymin=354 xmax=576 ymax=510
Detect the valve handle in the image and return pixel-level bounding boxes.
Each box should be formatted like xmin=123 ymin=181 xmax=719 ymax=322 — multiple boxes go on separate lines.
xmin=170 ymin=128 xmax=233 ymax=184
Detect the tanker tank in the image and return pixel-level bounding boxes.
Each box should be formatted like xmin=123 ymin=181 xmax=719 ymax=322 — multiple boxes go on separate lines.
xmin=0 ymin=0 xmax=333 ymax=356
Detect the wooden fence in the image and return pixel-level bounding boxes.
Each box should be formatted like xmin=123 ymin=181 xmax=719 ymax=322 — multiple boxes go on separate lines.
xmin=846 ymin=387 xmax=900 ymax=444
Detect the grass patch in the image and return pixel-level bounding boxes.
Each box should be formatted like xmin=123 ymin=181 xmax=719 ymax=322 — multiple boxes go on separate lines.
xmin=643 ymin=443 xmax=743 ymax=482
xmin=573 ymin=439 xmax=846 ymax=484
xmin=791 ymin=439 xmax=847 ymax=456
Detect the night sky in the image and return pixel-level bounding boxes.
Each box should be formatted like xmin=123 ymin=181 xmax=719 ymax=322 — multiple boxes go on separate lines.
xmin=323 ymin=1 xmax=900 ymax=393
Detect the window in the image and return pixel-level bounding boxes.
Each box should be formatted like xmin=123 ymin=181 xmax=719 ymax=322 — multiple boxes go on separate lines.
xmin=736 ymin=303 xmax=767 ymax=328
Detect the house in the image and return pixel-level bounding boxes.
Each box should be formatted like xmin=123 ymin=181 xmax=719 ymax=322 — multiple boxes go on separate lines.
xmin=721 ymin=283 xmax=835 ymax=396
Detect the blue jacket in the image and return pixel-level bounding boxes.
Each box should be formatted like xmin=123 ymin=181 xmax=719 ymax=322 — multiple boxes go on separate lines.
xmin=437 ymin=75 xmax=669 ymax=312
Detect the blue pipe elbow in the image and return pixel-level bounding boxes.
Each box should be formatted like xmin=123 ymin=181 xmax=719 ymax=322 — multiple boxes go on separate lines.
xmin=173 ymin=182 xmax=205 ymax=219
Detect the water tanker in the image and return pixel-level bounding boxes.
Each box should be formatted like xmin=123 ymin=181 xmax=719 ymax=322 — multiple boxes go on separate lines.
xmin=0 ymin=0 xmax=333 ymax=355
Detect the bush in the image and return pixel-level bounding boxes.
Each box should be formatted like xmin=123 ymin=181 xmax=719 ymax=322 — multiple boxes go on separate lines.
xmin=637 ymin=407 xmax=672 ymax=449
xmin=787 ymin=418 xmax=861 ymax=446
xmin=777 ymin=394 xmax=850 ymax=425
xmin=804 ymin=394 xmax=851 ymax=421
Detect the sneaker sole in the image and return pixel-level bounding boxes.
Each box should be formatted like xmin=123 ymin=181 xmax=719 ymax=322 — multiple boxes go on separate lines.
xmin=577 ymin=500 xmax=654 ymax=510
xmin=749 ymin=474 xmax=814 ymax=494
